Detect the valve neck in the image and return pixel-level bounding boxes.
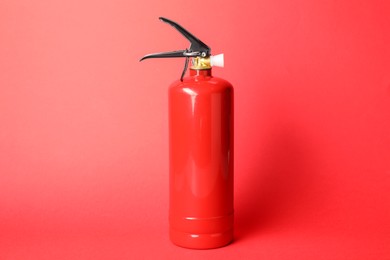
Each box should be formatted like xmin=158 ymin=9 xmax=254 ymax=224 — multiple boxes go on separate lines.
xmin=189 ymin=68 xmax=212 ymax=77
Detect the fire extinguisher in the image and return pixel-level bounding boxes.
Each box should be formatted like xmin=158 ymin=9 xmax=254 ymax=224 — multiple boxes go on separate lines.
xmin=140 ymin=17 xmax=234 ymax=249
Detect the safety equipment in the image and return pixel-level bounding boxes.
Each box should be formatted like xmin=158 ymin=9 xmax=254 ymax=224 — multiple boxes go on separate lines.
xmin=140 ymin=17 xmax=234 ymax=249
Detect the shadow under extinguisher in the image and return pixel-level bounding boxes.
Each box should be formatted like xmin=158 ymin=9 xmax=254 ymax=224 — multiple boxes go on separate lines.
xmin=235 ymin=121 xmax=318 ymax=241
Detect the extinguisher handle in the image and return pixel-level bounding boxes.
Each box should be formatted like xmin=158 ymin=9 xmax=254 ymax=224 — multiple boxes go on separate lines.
xmin=140 ymin=17 xmax=218 ymax=81
xmin=140 ymin=17 xmax=211 ymax=61
xmin=140 ymin=50 xmax=201 ymax=62
xmin=158 ymin=17 xmax=211 ymax=57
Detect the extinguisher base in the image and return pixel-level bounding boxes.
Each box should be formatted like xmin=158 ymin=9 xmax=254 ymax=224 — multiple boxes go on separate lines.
xmin=169 ymin=228 xmax=233 ymax=249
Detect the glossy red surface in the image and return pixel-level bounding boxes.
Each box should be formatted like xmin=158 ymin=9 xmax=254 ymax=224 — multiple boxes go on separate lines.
xmin=169 ymin=69 xmax=234 ymax=249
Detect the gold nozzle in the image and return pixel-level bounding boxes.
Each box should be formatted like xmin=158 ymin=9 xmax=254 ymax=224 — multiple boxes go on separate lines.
xmin=191 ymin=56 xmax=211 ymax=70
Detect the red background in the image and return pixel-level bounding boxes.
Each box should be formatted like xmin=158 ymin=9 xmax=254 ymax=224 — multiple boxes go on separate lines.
xmin=1 ymin=0 xmax=389 ymax=259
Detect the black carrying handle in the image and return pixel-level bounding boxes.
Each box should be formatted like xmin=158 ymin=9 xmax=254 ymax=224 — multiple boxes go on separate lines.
xmin=140 ymin=17 xmax=211 ymax=81
xmin=158 ymin=17 xmax=210 ymax=57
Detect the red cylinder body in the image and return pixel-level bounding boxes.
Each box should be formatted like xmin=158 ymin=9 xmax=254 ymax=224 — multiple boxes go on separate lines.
xmin=169 ymin=68 xmax=234 ymax=249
